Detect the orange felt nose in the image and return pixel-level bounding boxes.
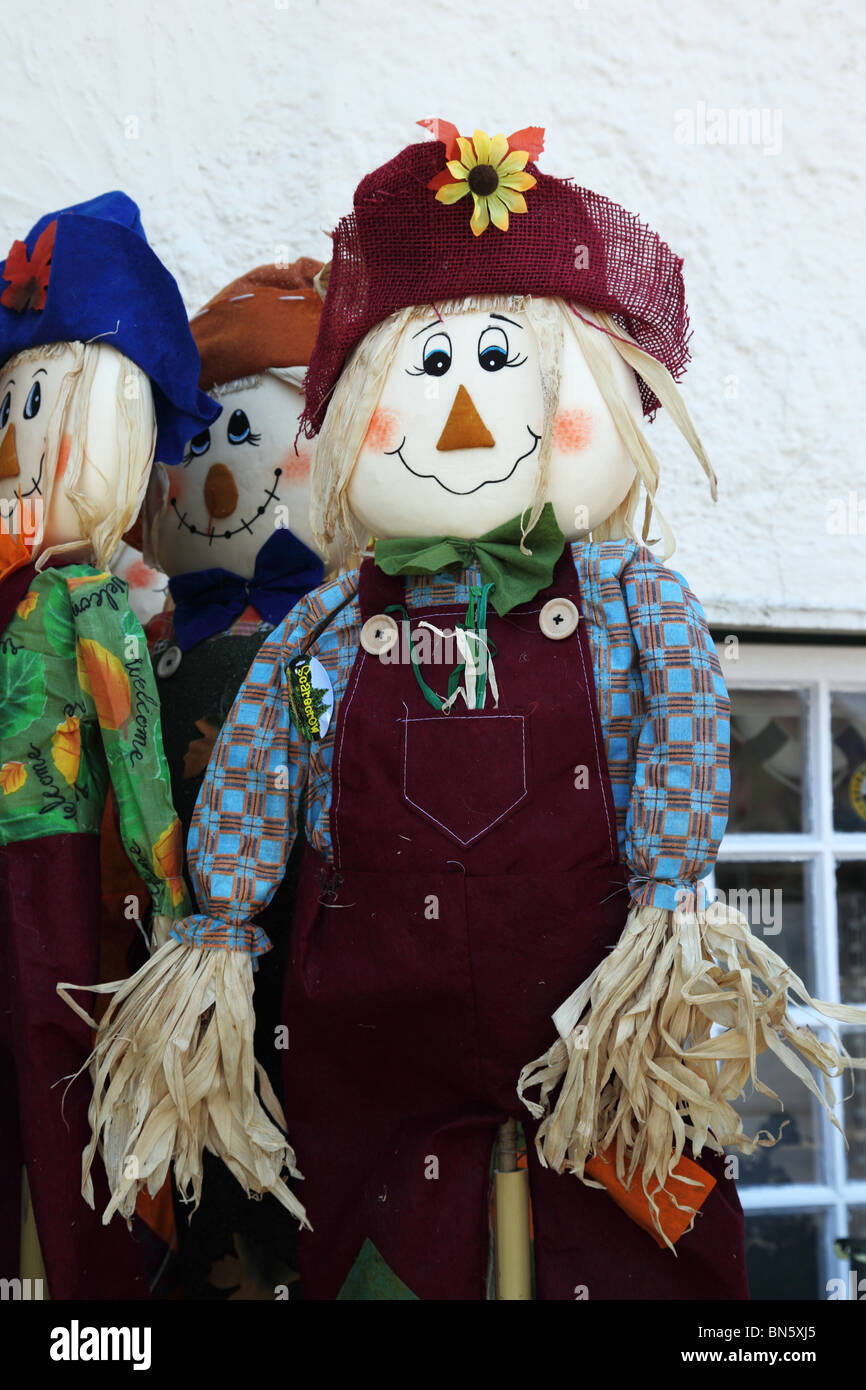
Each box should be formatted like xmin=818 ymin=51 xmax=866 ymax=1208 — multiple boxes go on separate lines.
xmin=203 ymin=463 xmax=239 ymax=518
xmin=0 ymin=423 xmax=19 ymax=479
xmin=436 ymin=385 xmax=495 ymax=452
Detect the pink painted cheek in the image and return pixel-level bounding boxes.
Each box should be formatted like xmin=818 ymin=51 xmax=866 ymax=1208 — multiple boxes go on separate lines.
xmin=278 ymin=446 xmax=312 ymax=483
xmin=364 ymin=407 xmax=401 ymax=453
xmin=166 ymin=470 xmax=184 ymax=504
xmin=552 ymin=408 xmax=594 ymax=452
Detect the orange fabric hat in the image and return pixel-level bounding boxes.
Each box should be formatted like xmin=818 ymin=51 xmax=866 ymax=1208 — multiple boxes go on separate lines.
xmin=190 ymin=258 xmax=324 ymax=391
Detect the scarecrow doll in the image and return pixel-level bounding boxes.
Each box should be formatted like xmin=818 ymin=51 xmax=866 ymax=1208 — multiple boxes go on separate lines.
xmin=142 ymin=258 xmax=327 ymax=849
xmin=0 ymin=191 xmax=218 ymax=1299
xmin=81 ymin=127 xmax=865 ymax=1300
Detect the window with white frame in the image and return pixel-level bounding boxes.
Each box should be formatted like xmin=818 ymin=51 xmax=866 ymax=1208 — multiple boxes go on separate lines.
xmin=712 ymin=640 xmax=866 ymax=1300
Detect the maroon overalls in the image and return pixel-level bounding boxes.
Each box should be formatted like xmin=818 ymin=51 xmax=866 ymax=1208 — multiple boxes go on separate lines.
xmin=282 ymin=550 xmax=747 ymax=1300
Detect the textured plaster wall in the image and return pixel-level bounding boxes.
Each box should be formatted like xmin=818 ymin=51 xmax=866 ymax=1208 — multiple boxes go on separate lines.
xmin=5 ymin=0 xmax=865 ymax=631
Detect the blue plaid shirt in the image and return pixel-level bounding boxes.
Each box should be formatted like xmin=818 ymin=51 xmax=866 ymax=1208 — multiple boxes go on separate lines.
xmin=180 ymin=539 xmax=730 ymax=954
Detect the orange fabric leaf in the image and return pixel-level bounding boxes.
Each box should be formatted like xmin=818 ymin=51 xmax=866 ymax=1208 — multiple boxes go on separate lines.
xmin=76 ymin=638 xmax=131 ymax=729
xmin=507 ymin=126 xmax=545 ymax=161
xmin=51 ymin=715 xmax=81 ymax=786
xmin=0 ymin=220 xmax=57 ymax=313
xmin=0 ymin=762 xmax=27 ymax=795
xmin=585 ymin=1148 xmax=717 ymax=1249
xmin=417 ymin=117 xmax=461 ymax=160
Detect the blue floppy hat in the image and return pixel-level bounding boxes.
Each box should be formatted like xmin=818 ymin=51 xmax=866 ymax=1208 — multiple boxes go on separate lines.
xmin=0 ymin=190 xmax=220 ymax=465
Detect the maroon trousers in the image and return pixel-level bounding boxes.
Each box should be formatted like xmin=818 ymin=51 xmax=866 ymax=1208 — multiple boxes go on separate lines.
xmin=0 ymin=832 xmax=150 ymax=1299
xmin=282 ymin=553 xmax=748 ymax=1300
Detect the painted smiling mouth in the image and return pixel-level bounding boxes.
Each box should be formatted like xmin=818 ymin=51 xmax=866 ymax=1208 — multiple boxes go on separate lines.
xmin=386 ymin=426 xmax=541 ymax=496
xmin=2 ymin=454 xmax=44 ymax=512
xmin=171 ymin=467 xmax=282 ymax=544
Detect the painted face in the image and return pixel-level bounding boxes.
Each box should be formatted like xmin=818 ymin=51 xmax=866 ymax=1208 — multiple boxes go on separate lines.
xmin=0 ymin=347 xmax=74 ymax=549
xmin=152 ymin=373 xmax=321 ymax=581
xmin=0 ymin=343 xmax=143 ymax=555
xmin=348 ymin=309 xmax=545 ymax=538
xmin=347 ymin=303 xmax=642 ymax=542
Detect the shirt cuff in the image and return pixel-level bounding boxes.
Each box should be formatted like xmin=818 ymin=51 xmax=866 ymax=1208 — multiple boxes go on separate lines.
xmin=628 ymin=875 xmax=712 ymax=913
xmin=170 ymin=913 xmax=273 ymax=956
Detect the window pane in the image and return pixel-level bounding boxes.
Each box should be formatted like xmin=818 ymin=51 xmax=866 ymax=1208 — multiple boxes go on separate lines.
xmin=731 ymin=1046 xmax=820 ymax=1186
xmin=744 ymin=1211 xmax=823 ymax=1299
xmin=837 ymin=863 xmax=866 ymax=1003
xmin=831 ymin=693 xmax=866 ymax=831
xmin=714 ymin=860 xmax=811 ymax=987
xmin=728 ymin=689 xmax=808 ymax=833
xmin=843 ymin=1032 xmax=866 ymax=1181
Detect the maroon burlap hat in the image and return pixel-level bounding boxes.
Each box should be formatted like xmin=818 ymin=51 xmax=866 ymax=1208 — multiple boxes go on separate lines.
xmin=191 ymin=257 xmax=324 ymax=391
xmin=300 ymin=122 xmax=690 ymax=436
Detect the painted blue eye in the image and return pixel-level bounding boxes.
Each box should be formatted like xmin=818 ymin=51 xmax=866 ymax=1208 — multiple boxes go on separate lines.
xmin=23 ymin=381 xmax=41 ymax=419
xmin=227 ymin=408 xmax=252 ymax=444
xmin=0 ymin=392 xmax=10 ymax=429
xmin=478 ymin=326 xmax=509 ymax=372
xmin=423 ymin=333 xmax=451 ymax=377
xmin=189 ymin=429 xmax=211 ymax=456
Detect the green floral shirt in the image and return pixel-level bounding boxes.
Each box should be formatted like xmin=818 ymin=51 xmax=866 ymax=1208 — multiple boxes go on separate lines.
xmin=0 ymin=565 xmax=189 ymax=918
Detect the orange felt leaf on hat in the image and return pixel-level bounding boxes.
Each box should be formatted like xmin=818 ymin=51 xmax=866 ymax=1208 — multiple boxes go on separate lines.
xmin=585 ymin=1147 xmax=717 ymax=1248
xmin=507 ymin=126 xmax=545 ymax=161
xmin=1 ymin=220 xmax=57 ymax=313
xmin=417 ymin=117 xmax=461 ymax=160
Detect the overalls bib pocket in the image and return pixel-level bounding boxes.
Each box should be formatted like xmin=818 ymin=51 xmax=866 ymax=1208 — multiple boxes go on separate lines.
xmin=400 ymin=710 xmax=530 ymax=848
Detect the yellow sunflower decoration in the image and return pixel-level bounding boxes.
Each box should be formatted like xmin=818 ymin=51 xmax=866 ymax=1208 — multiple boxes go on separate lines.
xmin=434 ymin=128 xmax=538 ymax=237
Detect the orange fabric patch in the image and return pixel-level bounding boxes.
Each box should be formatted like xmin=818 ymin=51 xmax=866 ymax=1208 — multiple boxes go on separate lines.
xmin=585 ymin=1148 xmax=717 ymax=1249
xmin=365 ymin=407 xmax=400 ymax=453
xmin=552 ymin=407 xmax=593 ymax=452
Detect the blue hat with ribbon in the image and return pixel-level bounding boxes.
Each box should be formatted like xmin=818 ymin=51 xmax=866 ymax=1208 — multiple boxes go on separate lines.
xmin=0 ymin=190 xmax=220 ymax=465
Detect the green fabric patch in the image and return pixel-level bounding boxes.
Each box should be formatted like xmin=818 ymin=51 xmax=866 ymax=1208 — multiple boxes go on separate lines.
xmin=335 ymin=1238 xmax=419 ymax=1301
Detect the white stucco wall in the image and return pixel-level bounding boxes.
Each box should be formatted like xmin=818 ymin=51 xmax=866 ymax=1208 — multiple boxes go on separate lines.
xmin=5 ymin=0 xmax=865 ymax=631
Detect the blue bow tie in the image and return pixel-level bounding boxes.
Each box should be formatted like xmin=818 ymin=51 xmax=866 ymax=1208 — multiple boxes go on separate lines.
xmin=168 ymin=527 xmax=324 ymax=651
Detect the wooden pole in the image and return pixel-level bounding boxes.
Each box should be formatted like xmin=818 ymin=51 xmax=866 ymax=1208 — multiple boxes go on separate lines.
xmin=494 ymin=1119 xmax=532 ymax=1299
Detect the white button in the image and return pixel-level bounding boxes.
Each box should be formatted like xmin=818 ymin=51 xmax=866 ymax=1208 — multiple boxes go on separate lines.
xmin=157 ymin=644 xmax=182 ymax=677
xmin=539 ymin=598 xmax=579 ymax=640
xmin=360 ymin=613 xmax=399 ymax=657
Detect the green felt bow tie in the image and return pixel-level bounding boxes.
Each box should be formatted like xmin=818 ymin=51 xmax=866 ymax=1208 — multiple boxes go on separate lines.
xmin=374 ymin=504 xmax=566 ymax=616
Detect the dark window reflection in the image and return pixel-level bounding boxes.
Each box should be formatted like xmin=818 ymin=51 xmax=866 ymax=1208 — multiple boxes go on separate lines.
xmin=832 ymin=694 xmax=866 ymax=831
xmin=843 ymin=1031 xmax=866 ymax=1181
xmin=744 ymin=1211 xmax=822 ymax=1300
xmin=729 ymin=690 xmax=808 ymax=834
xmin=837 ymin=863 xmax=866 ymax=1003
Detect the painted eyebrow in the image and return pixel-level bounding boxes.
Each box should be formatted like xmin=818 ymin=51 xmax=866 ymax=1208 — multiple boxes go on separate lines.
xmin=3 ymin=378 xmax=14 ymax=386
xmin=411 ymin=320 xmax=445 ymax=340
xmin=31 ymin=368 xmax=47 ymax=377
xmin=489 ymin=314 xmax=523 ymax=329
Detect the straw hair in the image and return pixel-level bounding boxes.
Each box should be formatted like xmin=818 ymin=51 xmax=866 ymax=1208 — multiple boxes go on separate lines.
xmin=310 ymin=296 xmax=714 ymax=565
xmin=7 ymin=341 xmax=156 ymax=569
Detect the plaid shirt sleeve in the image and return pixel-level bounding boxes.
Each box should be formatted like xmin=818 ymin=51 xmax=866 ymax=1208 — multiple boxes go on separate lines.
xmin=174 ymin=573 xmax=360 ymax=955
xmin=621 ymin=547 xmax=730 ymax=912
